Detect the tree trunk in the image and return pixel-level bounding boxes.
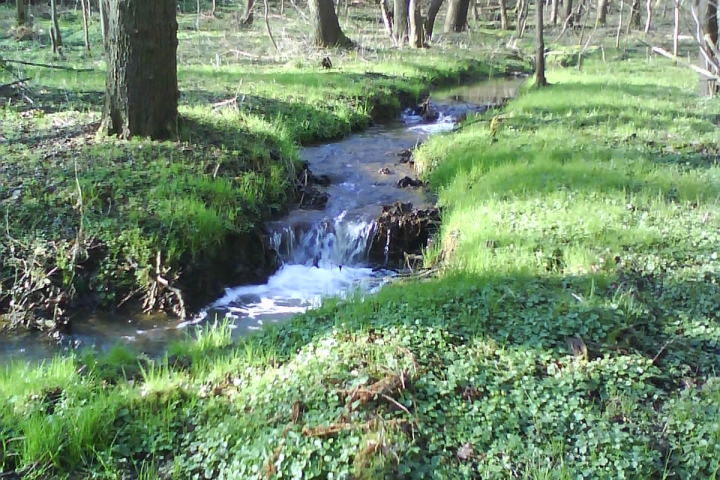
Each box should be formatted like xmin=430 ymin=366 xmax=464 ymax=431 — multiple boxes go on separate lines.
xmin=597 ymin=0 xmax=608 ymax=24
xmin=394 ymin=0 xmax=409 ymax=44
xmin=550 ymin=0 xmax=558 ymax=25
xmin=81 ymin=0 xmax=91 ymax=51
xmin=308 ymin=0 xmax=353 ymax=47
xmin=241 ymin=0 xmax=255 ymax=24
xmin=644 ymin=0 xmax=653 ymax=31
xmin=699 ymin=0 xmax=718 ymax=95
xmin=564 ymin=0 xmax=573 ymax=25
xmin=99 ymin=0 xmax=109 ymax=48
xmin=99 ymin=0 xmax=179 ymax=140
xmin=444 ymin=0 xmax=471 ymax=32
xmin=673 ymin=0 xmax=679 ymax=58
xmin=630 ymin=0 xmax=642 ymax=28
xmin=535 ymin=0 xmax=548 ymax=87
xmin=50 ymin=0 xmax=63 ymax=53
xmin=16 ymin=0 xmax=26 ymax=26
xmin=409 ymin=0 xmax=425 ymax=46
xmin=425 ymin=0 xmax=445 ymax=38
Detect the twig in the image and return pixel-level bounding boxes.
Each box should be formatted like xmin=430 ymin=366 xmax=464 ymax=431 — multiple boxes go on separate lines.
xmin=2 ymin=59 xmax=94 ymax=72
xmin=651 ymin=337 xmax=678 ymax=364
xmin=0 ymin=78 xmax=31 ymax=90
xmin=222 ymin=49 xmax=261 ymax=59
xmin=263 ymin=0 xmax=280 ymax=53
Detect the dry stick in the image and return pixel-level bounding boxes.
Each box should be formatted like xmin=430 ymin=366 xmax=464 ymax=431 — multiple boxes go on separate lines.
xmin=0 ymin=77 xmax=31 ymax=90
xmin=263 ymin=0 xmax=280 ymax=53
xmin=2 ymin=59 xmax=94 ymax=71
xmin=648 ymin=43 xmax=720 ymax=79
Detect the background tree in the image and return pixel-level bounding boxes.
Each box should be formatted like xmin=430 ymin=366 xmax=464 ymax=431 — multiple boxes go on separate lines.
xmin=535 ymin=0 xmax=548 ymax=86
xmin=308 ymin=0 xmax=353 ymax=46
xmin=100 ymin=0 xmax=179 ymax=140
xmin=564 ymin=0 xmax=574 ymax=25
xmin=698 ymin=0 xmax=719 ymax=95
xmin=409 ymin=0 xmax=425 ymax=46
xmin=425 ymin=0 xmax=445 ymax=38
xmin=394 ymin=0 xmax=409 ymax=44
xmin=444 ymin=0 xmax=471 ymax=32
xmin=16 ymin=0 xmax=25 ymax=26
xmin=597 ymin=0 xmax=609 ymax=24
xmin=50 ymin=0 xmax=63 ymax=54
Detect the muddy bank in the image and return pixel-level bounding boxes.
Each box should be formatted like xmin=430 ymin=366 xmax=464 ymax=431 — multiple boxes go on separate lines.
xmin=369 ymin=202 xmax=441 ymax=264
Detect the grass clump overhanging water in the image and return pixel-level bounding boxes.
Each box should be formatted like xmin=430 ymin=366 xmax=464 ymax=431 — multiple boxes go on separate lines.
xmin=2 ymin=48 xmax=720 ymax=478
xmin=0 ymin=2 xmax=520 ymax=329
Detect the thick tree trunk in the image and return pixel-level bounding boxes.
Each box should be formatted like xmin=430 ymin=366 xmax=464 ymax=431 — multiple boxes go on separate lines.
xmin=16 ymin=0 xmax=26 ymax=26
xmin=100 ymin=0 xmax=179 ymax=140
xmin=699 ymin=0 xmax=718 ymax=95
xmin=597 ymin=0 xmax=608 ymax=24
xmin=394 ymin=0 xmax=409 ymax=44
xmin=409 ymin=0 xmax=425 ymax=46
xmin=309 ymin=0 xmax=353 ymax=46
xmin=564 ymin=0 xmax=573 ymax=25
xmin=535 ymin=0 xmax=547 ymax=87
xmin=425 ymin=0 xmax=445 ymax=38
xmin=50 ymin=0 xmax=63 ymax=53
xmin=241 ymin=0 xmax=255 ymax=24
xmin=550 ymin=0 xmax=558 ymax=25
xmin=444 ymin=0 xmax=471 ymax=32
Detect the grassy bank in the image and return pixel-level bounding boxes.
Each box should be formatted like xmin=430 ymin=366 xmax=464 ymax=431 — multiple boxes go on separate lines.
xmin=3 ymin=49 xmax=719 ymax=477
xmin=0 ymin=3 xmax=520 ymax=329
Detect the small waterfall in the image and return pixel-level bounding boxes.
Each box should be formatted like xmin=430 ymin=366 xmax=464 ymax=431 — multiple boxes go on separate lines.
xmin=270 ymin=211 xmax=377 ymax=268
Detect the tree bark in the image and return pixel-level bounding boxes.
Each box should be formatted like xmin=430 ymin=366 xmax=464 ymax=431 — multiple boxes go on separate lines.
xmin=50 ymin=0 xmax=63 ymax=53
xmin=673 ymin=0 xmax=679 ymax=58
xmin=425 ymin=0 xmax=445 ymax=38
xmin=99 ymin=0 xmax=109 ymax=48
xmin=699 ymin=0 xmax=718 ymax=95
xmin=409 ymin=0 xmax=425 ymax=46
xmin=16 ymin=0 xmax=26 ymax=26
xmin=444 ymin=0 xmax=471 ymax=32
xmin=99 ymin=0 xmax=179 ymax=140
xmin=564 ymin=0 xmax=573 ymax=25
xmin=630 ymin=0 xmax=642 ymax=28
xmin=597 ymin=0 xmax=608 ymax=24
xmin=550 ymin=0 xmax=558 ymax=25
xmin=500 ymin=0 xmax=509 ymax=28
xmin=309 ymin=0 xmax=352 ymax=46
xmin=535 ymin=0 xmax=548 ymax=87
xmin=81 ymin=0 xmax=91 ymax=51
xmin=394 ymin=0 xmax=409 ymax=44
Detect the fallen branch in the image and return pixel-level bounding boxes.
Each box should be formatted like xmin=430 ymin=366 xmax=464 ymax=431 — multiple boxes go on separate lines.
xmin=647 ymin=43 xmax=720 ymax=79
xmin=0 ymin=77 xmax=31 ymax=90
xmin=2 ymin=59 xmax=94 ymax=72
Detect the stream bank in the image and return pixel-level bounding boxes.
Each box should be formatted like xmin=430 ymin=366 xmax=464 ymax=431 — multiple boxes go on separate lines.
xmin=0 ymin=57 xmax=529 ymax=341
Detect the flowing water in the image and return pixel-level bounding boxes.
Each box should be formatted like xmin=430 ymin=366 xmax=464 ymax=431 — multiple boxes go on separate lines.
xmin=0 ymin=75 xmax=527 ymax=362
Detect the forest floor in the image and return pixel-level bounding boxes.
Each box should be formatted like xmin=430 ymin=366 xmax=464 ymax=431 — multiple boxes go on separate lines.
xmin=2 ymin=1 xmax=720 ymax=480
xmin=0 ymin=3 xmax=520 ymax=330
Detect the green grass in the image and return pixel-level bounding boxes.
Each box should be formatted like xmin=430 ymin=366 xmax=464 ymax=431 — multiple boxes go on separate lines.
xmin=0 ymin=2 xmax=521 ymax=328
xmin=2 ymin=51 xmax=720 ymax=478
xmin=3 ymin=1 xmax=720 ymax=478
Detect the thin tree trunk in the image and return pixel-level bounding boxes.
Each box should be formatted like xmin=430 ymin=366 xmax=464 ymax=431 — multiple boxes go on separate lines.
xmin=425 ymin=0 xmax=445 ymax=37
xmin=381 ymin=0 xmax=394 ymax=37
xmin=409 ymin=0 xmax=426 ymax=46
xmin=673 ymin=0 xmax=680 ymax=59
xmin=536 ymin=0 xmax=548 ymax=86
xmin=550 ymin=0 xmax=558 ymax=25
xmin=500 ymin=0 xmax=509 ymax=27
xmin=445 ymin=0 xmax=471 ymax=32
xmin=211 ymin=0 xmax=217 ymax=16
xmin=698 ymin=0 xmax=717 ymax=95
xmin=629 ymin=0 xmax=642 ymax=28
xmin=616 ymin=0 xmax=624 ymax=47
xmin=50 ymin=0 xmax=63 ymax=53
xmin=17 ymin=0 xmax=26 ymax=26
xmin=645 ymin=0 xmax=653 ymax=31
xmin=100 ymin=0 xmax=179 ymax=140
xmin=394 ymin=0 xmax=409 ymax=43
xmin=597 ymin=0 xmax=608 ymax=24
xmin=308 ymin=0 xmax=353 ymax=46
xmin=564 ymin=0 xmax=573 ymax=25
xmin=263 ymin=0 xmax=279 ymax=52
xmin=241 ymin=0 xmax=255 ymax=24
xmin=80 ymin=0 xmax=90 ymax=51
xmin=99 ymin=0 xmax=108 ymax=48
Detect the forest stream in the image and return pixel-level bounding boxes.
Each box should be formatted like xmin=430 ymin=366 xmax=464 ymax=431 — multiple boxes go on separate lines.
xmin=0 ymin=75 xmax=527 ymax=363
